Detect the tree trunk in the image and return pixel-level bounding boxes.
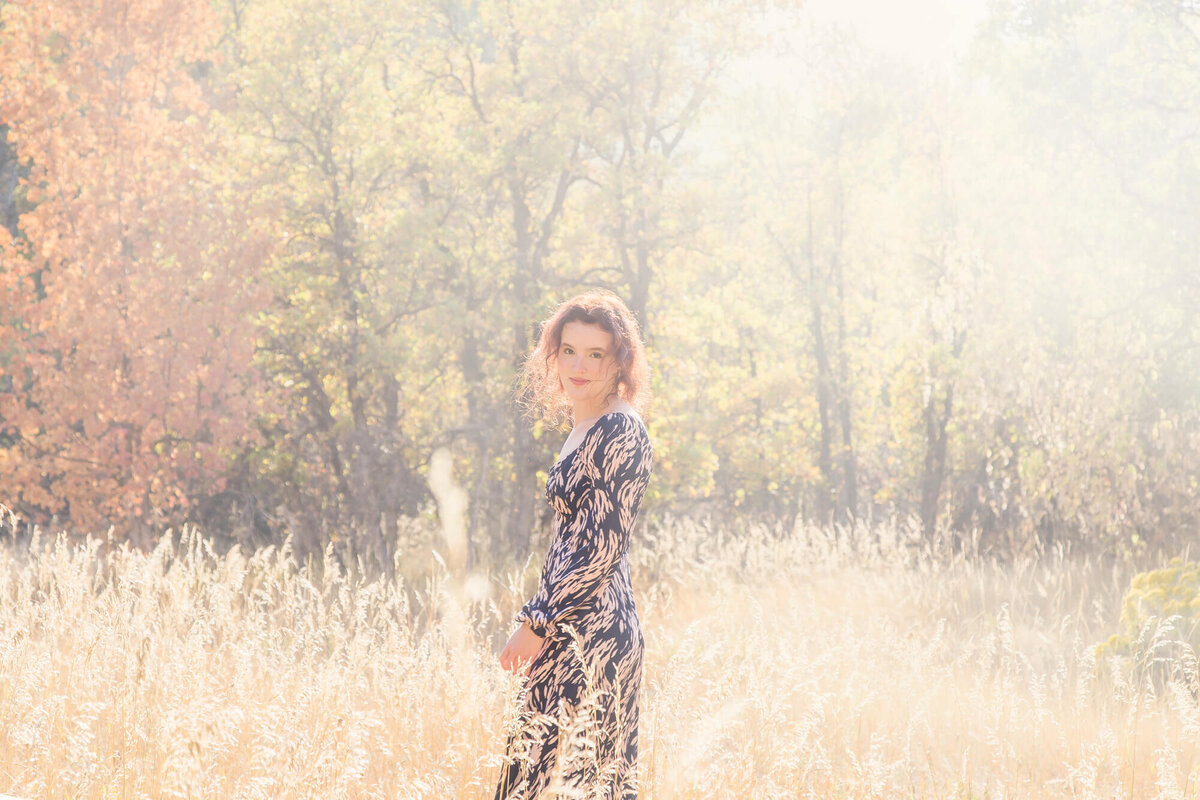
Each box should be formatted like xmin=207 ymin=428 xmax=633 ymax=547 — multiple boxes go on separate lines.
xmin=831 ymin=181 xmax=858 ymax=523
xmin=804 ymin=196 xmax=835 ymax=523
xmin=919 ymin=328 xmax=965 ymax=542
xmin=920 ymin=376 xmax=953 ymax=542
xmin=507 ymin=178 xmax=538 ymax=557
xmin=0 ymin=125 xmax=18 ymax=239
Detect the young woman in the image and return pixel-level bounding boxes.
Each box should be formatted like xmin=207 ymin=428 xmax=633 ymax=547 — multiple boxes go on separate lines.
xmin=494 ymin=291 xmax=653 ymax=800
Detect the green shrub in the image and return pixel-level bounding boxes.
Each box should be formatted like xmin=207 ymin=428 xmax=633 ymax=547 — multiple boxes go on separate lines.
xmin=1097 ymin=558 xmax=1200 ymax=682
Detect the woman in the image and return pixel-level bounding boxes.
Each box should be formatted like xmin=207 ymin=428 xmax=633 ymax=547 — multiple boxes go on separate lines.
xmin=494 ymin=291 xmax=653 ymax=800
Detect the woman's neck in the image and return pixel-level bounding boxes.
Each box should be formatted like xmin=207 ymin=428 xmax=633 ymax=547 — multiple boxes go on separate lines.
xmin=572 ymin=397 xmax=619 ymax=427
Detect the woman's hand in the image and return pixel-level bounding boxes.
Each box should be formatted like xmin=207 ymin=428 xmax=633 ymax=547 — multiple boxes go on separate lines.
xmin=499 ymin=621 xmax=547 ymax=676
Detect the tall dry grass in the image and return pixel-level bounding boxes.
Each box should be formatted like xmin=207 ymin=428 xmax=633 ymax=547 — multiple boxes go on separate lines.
xmin=0 ymin=516 xmax=1195 ymax=798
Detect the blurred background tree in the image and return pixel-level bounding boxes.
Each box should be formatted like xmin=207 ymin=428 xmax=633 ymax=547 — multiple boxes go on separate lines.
xmin=0 ymin=0 xmax=271 ymax=540
xmin=1 ymin=0 xmax=1198 ymax=565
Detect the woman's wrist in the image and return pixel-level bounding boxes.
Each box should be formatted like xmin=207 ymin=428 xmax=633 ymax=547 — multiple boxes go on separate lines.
xmin=516 ymin=609 xmax=549 ymax=638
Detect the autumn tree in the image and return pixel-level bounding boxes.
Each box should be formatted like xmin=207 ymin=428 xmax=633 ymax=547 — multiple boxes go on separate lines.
xmin=0 ymin=0 xmax=270 ymax=534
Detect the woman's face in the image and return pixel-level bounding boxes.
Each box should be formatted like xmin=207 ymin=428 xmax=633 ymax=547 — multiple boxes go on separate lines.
xmin=556 ymin=320 xmax=618 ymax=412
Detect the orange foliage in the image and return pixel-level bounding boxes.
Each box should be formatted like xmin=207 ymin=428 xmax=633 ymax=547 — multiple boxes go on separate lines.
xmin=0 ymin=0 xmax=271 ymax=530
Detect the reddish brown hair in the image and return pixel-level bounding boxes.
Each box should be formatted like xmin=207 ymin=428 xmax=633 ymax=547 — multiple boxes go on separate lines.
xmin=518 ymin=291 xmax=650 ymax=429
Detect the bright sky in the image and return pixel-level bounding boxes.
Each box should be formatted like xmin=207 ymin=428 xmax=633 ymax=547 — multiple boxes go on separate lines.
xmin=804 ymin=0 xmax=992 ymax=66
xmin=729 ymin=0 xmax=993 ymax=92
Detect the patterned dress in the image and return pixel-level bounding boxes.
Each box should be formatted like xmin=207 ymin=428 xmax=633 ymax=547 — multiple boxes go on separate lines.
xmin=494 ymin=411 xmax=653 ymax=800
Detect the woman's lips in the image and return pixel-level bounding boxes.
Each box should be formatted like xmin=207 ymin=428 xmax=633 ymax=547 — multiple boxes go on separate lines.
xmin=569 ymin=378 xmax=588 ymax=386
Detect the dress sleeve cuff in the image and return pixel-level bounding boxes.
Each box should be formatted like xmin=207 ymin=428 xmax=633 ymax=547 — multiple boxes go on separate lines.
xmin=515 ymin=604 xmax=553 ymax=638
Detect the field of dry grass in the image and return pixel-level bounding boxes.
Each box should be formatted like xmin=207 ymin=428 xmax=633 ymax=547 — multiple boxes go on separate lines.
xmin=0 ymin=517 xmax=1196 ymax=799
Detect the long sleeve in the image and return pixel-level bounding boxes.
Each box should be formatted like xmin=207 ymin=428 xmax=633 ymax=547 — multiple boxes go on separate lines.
xmin=516 ymin=413 xmax=651 ymax=639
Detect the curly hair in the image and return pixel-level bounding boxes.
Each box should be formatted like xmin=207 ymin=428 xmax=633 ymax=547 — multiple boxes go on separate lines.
xmin=518 ymin=291 xmax=650 ymax=430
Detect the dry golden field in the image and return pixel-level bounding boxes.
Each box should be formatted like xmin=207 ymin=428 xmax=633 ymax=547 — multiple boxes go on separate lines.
xmin=0 ymin=518 xmax=1196 ymax=799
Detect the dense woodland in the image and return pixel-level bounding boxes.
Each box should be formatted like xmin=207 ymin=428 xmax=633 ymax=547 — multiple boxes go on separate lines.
xmin=1 ymin=0 xmax=1198 ymax=565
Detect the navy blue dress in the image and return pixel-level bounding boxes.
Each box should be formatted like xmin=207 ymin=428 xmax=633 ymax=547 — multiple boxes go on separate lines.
xmin=495 ymin=411 xmax=653 ymax=799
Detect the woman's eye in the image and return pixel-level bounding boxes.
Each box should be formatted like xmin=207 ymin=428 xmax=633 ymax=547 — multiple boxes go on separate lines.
xmin=561 ymin=347 xmax=573 ymax=355
xmin=590 ymin=352 xmax=603 ymax=359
